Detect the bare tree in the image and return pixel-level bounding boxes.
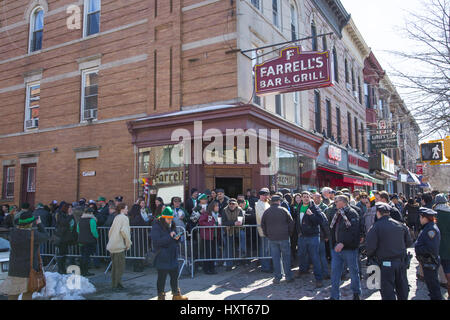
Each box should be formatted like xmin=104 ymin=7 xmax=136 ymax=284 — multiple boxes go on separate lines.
xmin=387 ymin=0 xmax=449 ymax=140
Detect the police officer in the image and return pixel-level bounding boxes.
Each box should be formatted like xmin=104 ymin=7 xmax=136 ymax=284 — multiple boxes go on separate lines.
xmin=415 ymin=207 xmax=443 ymax=300
xmin=366 ymin=203 xmax=413 ymax=300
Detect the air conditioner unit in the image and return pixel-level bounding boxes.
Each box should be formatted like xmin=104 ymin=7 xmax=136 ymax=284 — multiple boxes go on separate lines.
xmin=25 ymin=118 xmax=39 ymax=129
xmin=84 ymin=109 xmax=97 ymax=121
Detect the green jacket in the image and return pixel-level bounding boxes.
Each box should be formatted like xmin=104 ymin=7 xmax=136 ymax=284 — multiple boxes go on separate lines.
xmin=436 ymin=204 xmax=450 ymax=260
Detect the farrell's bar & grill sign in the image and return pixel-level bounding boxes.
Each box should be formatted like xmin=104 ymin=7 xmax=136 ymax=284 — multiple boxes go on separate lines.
xmin=254 ymin=46 xmax=332 ymax=95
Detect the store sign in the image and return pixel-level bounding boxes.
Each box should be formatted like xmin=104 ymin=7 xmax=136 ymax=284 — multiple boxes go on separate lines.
xmin=370 ymin=132 xmax=398 ymax=150
xmin=381 ymin=154 xmax=395 ymax=174
xmin=348 ymin=152 xmax=369 ymax=173
xmin=82 ymin=171 xmax=96 ymax=177
xmin=153 ymin=170 xmax=184 ymax=186
xmin=254 ymin=46 xmax=332 ymax=96
xmin=277 ymin=174 xmax=296 ymax=187
xmin=327 ymin=146 xmax=342 ymax=165
xmin=317 ymin=142 xmax=348 ymax=171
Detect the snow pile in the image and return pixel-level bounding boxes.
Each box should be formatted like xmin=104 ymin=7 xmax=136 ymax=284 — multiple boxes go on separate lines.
xmin=32 ymin=272 xmax=96 ymax=300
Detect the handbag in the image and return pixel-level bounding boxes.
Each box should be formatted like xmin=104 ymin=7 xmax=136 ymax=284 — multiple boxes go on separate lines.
xmin=27 ymin=230 xmax=46 ymax=293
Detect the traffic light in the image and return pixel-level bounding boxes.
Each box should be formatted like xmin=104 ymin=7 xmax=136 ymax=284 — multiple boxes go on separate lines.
xmin=421 ymin=142 xmax=443 ymax=161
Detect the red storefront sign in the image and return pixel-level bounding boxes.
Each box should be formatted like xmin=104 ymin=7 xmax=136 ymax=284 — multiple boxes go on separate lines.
xmin=343 ymin=176 xmax=372 ymax=187
xmin=416 ymin=164 xmax=424 ymax=175
xmin=327 ymin=145 xmax=342 ymax=165
xmin=348 ymin=154 xmax=369 ymax=170
xmin=254 ymin=46 xmax=332 ymax=96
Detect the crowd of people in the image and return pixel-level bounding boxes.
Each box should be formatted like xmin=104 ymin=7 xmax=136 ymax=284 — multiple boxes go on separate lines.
xmin=0 ymin=187 xmax=448 ymax=300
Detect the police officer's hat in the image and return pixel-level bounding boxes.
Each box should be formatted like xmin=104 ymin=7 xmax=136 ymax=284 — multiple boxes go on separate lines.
xmin=115 ymin=196 xmax=123 ymax=202
xmin=375 ymin=202 xmax=391 ymax=214
xmin=418 ymin=207 xmax=438 ymax=217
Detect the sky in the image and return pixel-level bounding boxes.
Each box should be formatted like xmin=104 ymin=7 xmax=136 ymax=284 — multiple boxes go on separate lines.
xmin=339 ymin=0 xmax=435 ymax=141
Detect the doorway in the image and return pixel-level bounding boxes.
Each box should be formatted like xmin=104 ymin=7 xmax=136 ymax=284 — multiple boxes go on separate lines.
xmin=215 ymin=177 xmax=243 ymax=199
xmin=21 ymin=164 xmax=36 ymax=208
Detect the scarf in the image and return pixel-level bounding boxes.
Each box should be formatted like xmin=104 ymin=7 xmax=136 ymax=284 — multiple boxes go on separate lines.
xmin=330 ymin=207 xmax=352 ymax=229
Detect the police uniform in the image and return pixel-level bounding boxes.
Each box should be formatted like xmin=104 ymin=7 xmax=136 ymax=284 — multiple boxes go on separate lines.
xmin=415 ymin=207 xmax=443 ymax=300
xmin=366 ymin=203 xmax=413 ymax=300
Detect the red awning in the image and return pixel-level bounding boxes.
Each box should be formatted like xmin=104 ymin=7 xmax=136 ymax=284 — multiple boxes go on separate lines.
xmin=318 ymin=166 xmax=347 ymax=175
xmin=342 ymin=176 xmax=373 ymax=186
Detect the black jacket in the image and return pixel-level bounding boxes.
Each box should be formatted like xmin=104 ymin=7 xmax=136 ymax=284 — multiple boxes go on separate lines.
xmin=330 ymin=206 xmax=360 ymax=250
xmin=243 ymin=205 xmax=256 ymax=225
xmin=261 ymin=204 xmax=295 ymax=241
xmin=129 ymin=204 xmax=152 ymax=226
xmin=55 ymin=211 xmax=76 ymax=245
xmin=8 ymin=224 xmax=49 ymax=278
xmin=403 ymin=204 xmax=420 ymax=227
xmin=32 ymin=208 xmax=52 ymax=228
xmin=366 ymin=216 xmax=412 ymax=260
xmin=319 ymin=210 xmax=331 ymax=241
xmin=295 ymin=201 xmax=322 ymax=237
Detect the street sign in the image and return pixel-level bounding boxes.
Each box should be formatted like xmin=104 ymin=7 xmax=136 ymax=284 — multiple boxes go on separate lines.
xmin=420 ymin=142 xmax=443 ymax=161
xmin=254 ymin=46 xmax=332 ymax=96
xmin=370 ymin=132 xmax=398 ymax=150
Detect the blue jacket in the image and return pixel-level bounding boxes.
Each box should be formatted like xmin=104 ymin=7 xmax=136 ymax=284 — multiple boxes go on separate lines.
xmin=295 ymin=201 xmax=323 ymax=237
xmin=151 ymin=220 xmax=179 ymax=270
xmin=415 ymin=221 xmax=440 ymax=259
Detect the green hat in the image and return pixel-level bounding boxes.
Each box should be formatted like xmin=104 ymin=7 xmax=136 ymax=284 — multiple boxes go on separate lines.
xmin=161 ymin=206 xmax=174 ymax=219
xmin=97 ymin=196 xmax=106 ymax=202
xmin=198 ymin=193 xmax=208 ymax=201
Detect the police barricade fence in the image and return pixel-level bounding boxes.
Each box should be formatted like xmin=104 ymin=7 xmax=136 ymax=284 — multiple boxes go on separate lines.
xmin=42 ymin=226 xmax=189 ymax=278
xmin=189 ymin=225 xmax=272 ymax=278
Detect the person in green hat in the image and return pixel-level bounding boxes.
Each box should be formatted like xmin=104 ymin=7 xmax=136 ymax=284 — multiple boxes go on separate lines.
xmin=32 ymin=202 xmax=52 ymax=228
xmin=151 ymin=206 xmax=188 ymax=300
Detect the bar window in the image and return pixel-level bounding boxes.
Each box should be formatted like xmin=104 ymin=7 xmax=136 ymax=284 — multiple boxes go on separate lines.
xmin=24 ymin=82 xmax=40 ymax=130
xmin=84 ymin=0 xmax=101 ymax=37
xmin=2 ymin=166 xmax=15 ymax=199
xmin=81 ymin=69 xmax=99 ymax=122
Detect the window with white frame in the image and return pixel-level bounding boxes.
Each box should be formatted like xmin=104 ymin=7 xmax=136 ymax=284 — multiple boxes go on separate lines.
xmin=293 ymin=91 xmax=301 ymax=125
xmin=84 ymin=0 xmax=101 ymax=37
xmin=29 ymin=7 xmax=44 ymax=53
xmin=2 ymin=166 xmax=15 ymax=199
xmin=272 ymin=0 xmax=281 ymax=29
xmin=24 ymin=82 xmax=40 ymax=130
xmin=81 ymin=69 xmax=99 ymax=122
xmin=290 ymin=2 xmax=298 ymax=41
xmin=250 ymin=0 xmax=261 ymax=10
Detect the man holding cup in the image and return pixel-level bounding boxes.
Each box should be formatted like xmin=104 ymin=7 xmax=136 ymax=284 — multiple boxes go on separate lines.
xmin=221 ymin=198 xmax=245 ymax=271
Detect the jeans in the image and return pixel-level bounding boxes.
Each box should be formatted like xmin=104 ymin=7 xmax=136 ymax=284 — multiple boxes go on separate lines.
xmin=157 ymin=268 xmax=179 ymax=294
xmin=239 ymin=229 xmax=247 ymax=256
xmin=269 ymin=239 xmax=293 ymax=280
xmin=223 ymin=234 xmax=235 ymax=267
xmin=331 ymin=249 xmax=361 ymax=299
xmin=258 ymin=235 xmax=272 ymax=272
xmin=80 ymin=243 xmax=96 ymax=275
xmin=319 ymin=240 xmax=330 ymax=277
xmin=298 ymin=236 xmax=322 ymax=281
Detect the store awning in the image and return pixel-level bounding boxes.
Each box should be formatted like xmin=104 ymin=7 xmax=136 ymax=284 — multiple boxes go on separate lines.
xmin=350 ymin=169 xmax=384 ymax=185
xmin=406 ymin=170 xmax=421 ymax=185
xmin=318 ymin=165 xmax=347 ymax=175
xmin=418 ymin=175 xmax=432 ymax=189
xmin=377 ymin=171 xmax=398 ymax=181
xmin=343 ymin=175 xmax=373 ymax=186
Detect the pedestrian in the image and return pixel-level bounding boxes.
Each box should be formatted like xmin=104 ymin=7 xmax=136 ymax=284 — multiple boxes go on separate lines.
xmin=421 ymin=192 xmax=433 ymax=209
xmin=128 ymin=199 xmax=152 ymax=272
xmin=255 ymin=188 xmax=272 ymax=273
xmin=356 ymin=192 xmax=368 ymax=217
xmin=198 ymin=202 xmax=217 ymax=274
xmin=415 ymin=207 xmax=443 ymax=300
xmin=216 ymin=188 xmax=229 ymax=216
xmin=14 ymin=203 xmax=32 ymax=226
xmin=151 ymin=206 xmax=188 ymax=300
xmin=261 ymin=195 xmax=295 ymax=284
xmin=170 ymin=196 xmax=187 ymax=234
xmin=290 ymin=194 xmax=301 ymax=267
xmin=106 ymin=202 xmax=132 ymax=291
xmin=328 ymin=195 xmax=361 ymax=300
xmin=403 ymin=198 xmax=420 ymax=240
xmin=114 ymin=196 xmax=123 ymax=207
xmin=0 ymin=212 xmax=49 ymax=300
xmin=154 ymin=197 xmax=165 ymax=219
xmin=321 ymin=187 xmax=333 ymax=206
xmin=77 ymin=207 xmax=98 ymax=277
xmin=185 ymin=188 xmax=199 ymax=216
xmin=210 ymin=189 xmax=217 ymax=203
xmin=103 ymin=202 xmax=117 ymax=227
xmin=361 ymin=196 xmax=377 ymax=235
xmin=295 ymin=191 xmax=324 ymax=287
xmin=391 ymin=194 xmax=403 ymax=213
xmin=312 ymin=192 xmax=328 ymax=213
xmin=32 ymin=203 xmax=51 ymax=228
xmin=366 ymin=203 xmax=412 ymax=300
xmin=378 ymin=191 xmax=403 ymax=222
xmin=221 ymin=198 xmax=244 ymax=271
xmin=54 ymin=202 xmax=77 ymax=274
xmin=238 ymin=198 xmax=256 ymax=261
xmin=433 ymin=194 xmax=450 ymax=298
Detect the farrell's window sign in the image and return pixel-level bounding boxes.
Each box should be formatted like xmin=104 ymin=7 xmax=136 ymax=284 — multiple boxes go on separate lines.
xmin=327 ymin=145 xmax=342 ymax=165
xmin=254 ymin=46 xmax=332 ymax=95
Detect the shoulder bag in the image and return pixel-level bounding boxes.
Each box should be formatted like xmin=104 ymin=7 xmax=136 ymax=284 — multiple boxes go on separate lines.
xmin=27 ymin=229 xmax=46 ymax=293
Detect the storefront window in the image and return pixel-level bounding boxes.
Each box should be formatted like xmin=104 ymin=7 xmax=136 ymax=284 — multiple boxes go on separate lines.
xmin=138 ymin=145 xmax=186 ymax=203
xmin=299 ymin=155 xmax=318 ymax=191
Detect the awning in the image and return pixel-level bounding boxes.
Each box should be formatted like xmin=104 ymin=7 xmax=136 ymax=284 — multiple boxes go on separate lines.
xmin=378 ymin=171 xmax=398 ymax=181
xmin=350 ymin=169 xmax=384 ymax=185
xmin=343 ymin=175 xmax=373 ymax=186
xmin=318 ymin=165 xmax=347 ymax=175
xmin=406 ymin=170 xmax=421 ymax=185
xmin=418 ymin=175 xmax=432 ymax=189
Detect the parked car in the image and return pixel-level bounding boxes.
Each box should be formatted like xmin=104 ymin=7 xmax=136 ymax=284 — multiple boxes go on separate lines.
xmin=0 ymin=238 xmax=10 ymax=283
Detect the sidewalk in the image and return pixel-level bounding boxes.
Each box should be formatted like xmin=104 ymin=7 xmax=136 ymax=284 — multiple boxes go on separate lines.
xmin=85 ymin=249 xmax=448 ymax=300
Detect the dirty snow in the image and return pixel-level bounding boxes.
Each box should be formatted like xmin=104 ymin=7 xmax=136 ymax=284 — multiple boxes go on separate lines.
xmin=32 ymin=272 xmax=96 ymax=300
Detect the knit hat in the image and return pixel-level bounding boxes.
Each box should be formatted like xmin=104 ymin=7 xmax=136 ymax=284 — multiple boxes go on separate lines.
xmin=21 ymin=203 xmax=30 ymax=210
xmin=435 ymin=194 xmax=448 ymax=205
xmin=18 ymin=211 xmax=35 ymax=225
xmin=198 ymin=193 xmax=208 ymax=201
xmin=97 ymin=196 xmax=106 ymax=202
xmin=161 ymin=206 xmax=174 ymax=219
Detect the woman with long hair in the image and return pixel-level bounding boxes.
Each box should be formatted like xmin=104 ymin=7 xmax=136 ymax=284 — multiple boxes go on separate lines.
xmin=151 ymin=207 xmax=188 ymax=300
xmin=54 ymin=202 xmax=76 ymax=274
xmin=403 ymin=198 xmax=420 ymax=240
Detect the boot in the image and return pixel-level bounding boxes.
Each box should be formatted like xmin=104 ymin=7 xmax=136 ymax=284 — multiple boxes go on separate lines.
xmin=172 ymin=289 xmax=188 ymax=300
xmin=158 ymin=292 xmax=166 ymax=300
xmin=57 ymin=257 xmax=66 ymax=274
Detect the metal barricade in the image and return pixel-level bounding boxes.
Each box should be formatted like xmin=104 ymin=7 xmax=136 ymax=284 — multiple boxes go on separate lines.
xmin=190 ymin=225 xmax=271 ymax=278
xmin=42 ymin=225 xmax=189 ymax=278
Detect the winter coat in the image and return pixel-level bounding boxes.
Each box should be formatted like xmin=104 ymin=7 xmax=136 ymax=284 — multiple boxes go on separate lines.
xmin=435 ymin=204 xmax=450 ymax=260
xmin=222 ymin=205 xmax=244 ymax=236
xmin=255 ymin=200 xmax=270 ymax=237
xmin=103 ymin=213 xmax=116 ymax=228
xmin=198 ymin=212 xmax=216 ymax=240
xmin=106 ymin=213 xmax=132 ymax=254
xmin=242 ymin=202 xmax=256 ymax=225
xmin=129 ymin=204 xmax=152 ymax=227
xmin=295 ymin=201 xmax=323 ymax=237
xmin=77 ymin=213 xmax=98 ymax=245
xmin=32 ymin=208 xmax=52 ymax=228
xmin=185 ymin=197 xmax=197 ymax=215
xmin=329 ymin=206 xmax=360 ymax=250
xmin=171 ymin=206 xmax=187 ymax=231
xmin=403 ymin=203 xmax=420 ymax=228
xmin=8 ymin=224 xmax=49 ymax=278
xmin=362 ymin=206 xmax=377 ymax=235
xmin=318 ymin=210 xmax=331 ymax=241
xmin=261 ymin=204 xmax=295 ymax=241
xmin=54 ymin=211 xmax=76 ymax=245
xmin=150 ymin=220 xmax=179 ymax=270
